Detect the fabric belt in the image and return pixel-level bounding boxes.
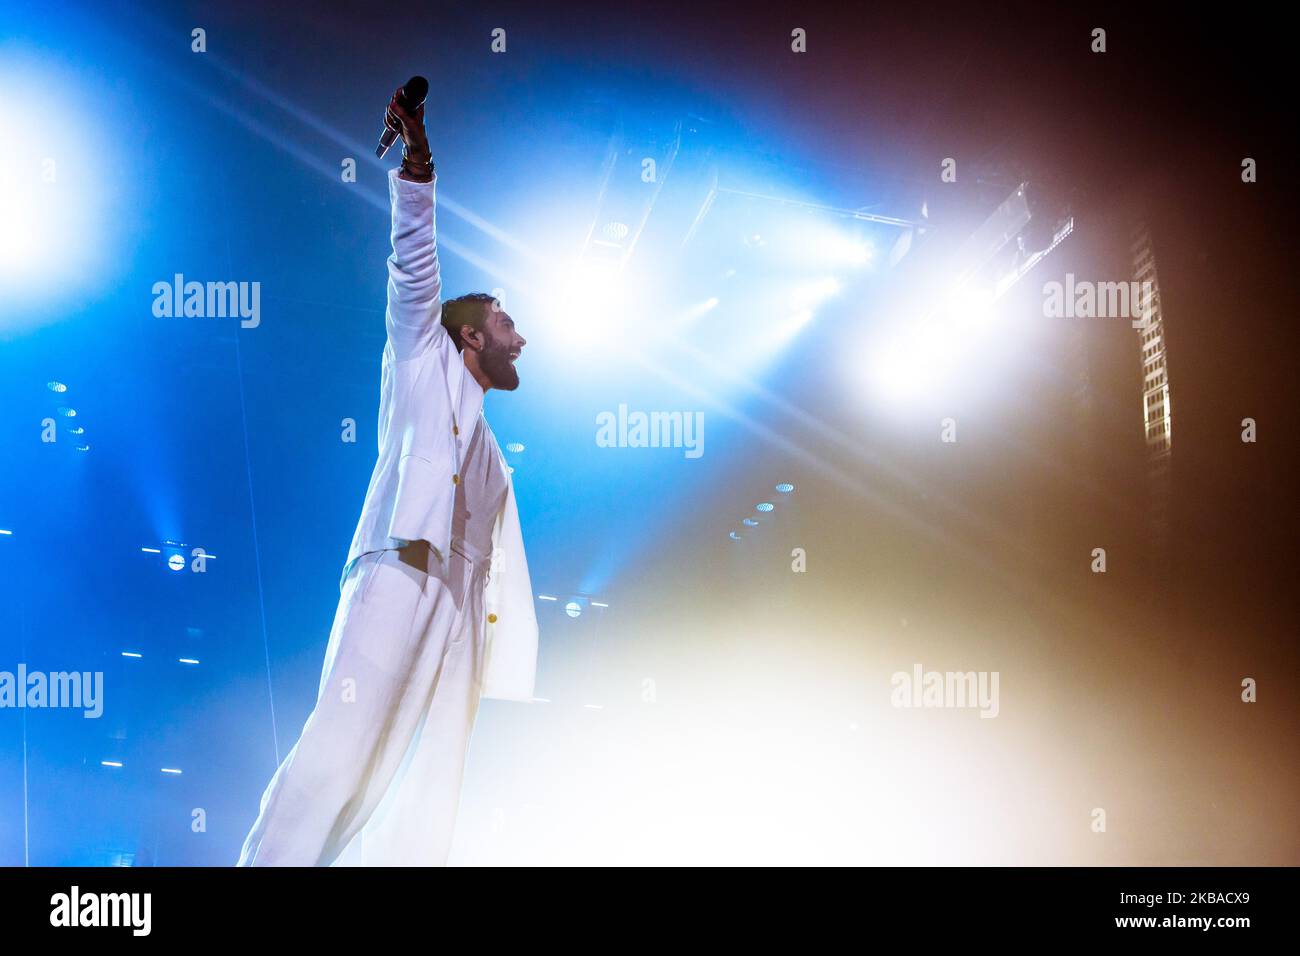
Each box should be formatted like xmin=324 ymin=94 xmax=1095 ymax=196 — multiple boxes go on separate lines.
xmin=449 ymin=537 xmax=492 ymax=573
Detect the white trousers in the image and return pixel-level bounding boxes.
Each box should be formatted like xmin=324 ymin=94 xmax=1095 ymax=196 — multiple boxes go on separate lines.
xmin=237 ymin=543 xmax=487 ymax=866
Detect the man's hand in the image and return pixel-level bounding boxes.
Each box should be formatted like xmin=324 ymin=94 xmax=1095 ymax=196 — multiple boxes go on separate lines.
xmin=387 ymin=87 xmax=433 ymax=182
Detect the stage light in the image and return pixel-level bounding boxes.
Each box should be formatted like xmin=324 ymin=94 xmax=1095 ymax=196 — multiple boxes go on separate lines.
xmin=56 ymin=406 xmax=76 ymax=417
xmin=0 ymin=58 xmax=110 ymax=313
xmin=0 ymin=529 xmax=12 ymax=536
xmin=564 ymin=601 xmax=582 ymax=618
xmin=788 ymin=276 xmax=841 ymax=310
xmin=775 ymin=482 xmax=794 ymax=493
xmin=549 ymin=255 xmax=644 ymax=353
xmin=870 ymin=312 xmax=964 ymax=404
xmin=47 ymin=381 xmax=67 ymax=392
xmin=538 ymin=594 xmax=558 ymax=601
xmin=101 ymin=761 xmax=122 ymax=769
xmin=868 ymin=281 xmax=1006 ymax=405
xmin=672 ymin=296 xmax=720 ymax=330
xmin=505 ymin=442 xmax=525 ymax=453
xmin=740 ymin=296 xmax=828 ymax=367
xmin=729 ymin=531 xmax=742 ymax=540
xmin=167 ymin=554 xmax=185 ymax=571
xmin=591 ymin=601 xmax=610 ymax=608
xmin=755 ymin=502 xmax=774 ymax=513
xmin=945 ymin=284 xmax=997 ymax=327
xmin=743 ymin=518 xmax=759 ymax=527
xmin=140 ymin=547 xmax=161 ymax=554
xmin=820 ymin=236 xmax=873 ymax=267
xmin=121 ymin=652 xmax=142 ymax=659
xmin=725 ymin=277 xmax=840 ymax=365
xmin=178 ymin=658 xmax=200 ymax=665
xmin=562 ymin=257 xmax=621 ymax=315
xmin=0 ymin=161 xmax=45 ymax=276
xmin=774 ymin=220 xmax=876 ymax=270
xmin=160 ymin=768 xmax=182 ymax=775
xmin=870 ymin=339 xmax=927 ymax=404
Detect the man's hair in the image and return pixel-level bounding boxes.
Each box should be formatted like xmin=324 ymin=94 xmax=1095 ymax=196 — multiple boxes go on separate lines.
xmin=440 ymin=292 xmax=498 ymax=351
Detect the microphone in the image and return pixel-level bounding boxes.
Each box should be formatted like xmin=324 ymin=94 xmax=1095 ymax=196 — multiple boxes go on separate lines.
xmin=375 ymin=75 xmax=429 ymax=158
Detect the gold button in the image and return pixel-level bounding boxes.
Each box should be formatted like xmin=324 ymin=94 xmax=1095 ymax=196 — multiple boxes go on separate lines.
xmin=487 ymin=613 xmax=498 ymax=624
xmin=452 ymin=474 xmax=460 ymax=485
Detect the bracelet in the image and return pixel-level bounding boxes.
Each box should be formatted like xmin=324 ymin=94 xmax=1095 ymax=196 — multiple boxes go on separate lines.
xmin=401 ymin=145 xmax=434 ymax=172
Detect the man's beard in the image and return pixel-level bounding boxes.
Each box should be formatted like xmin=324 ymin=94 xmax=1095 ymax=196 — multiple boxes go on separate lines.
xmin=480 ymin=337 xmax=520 ymax=391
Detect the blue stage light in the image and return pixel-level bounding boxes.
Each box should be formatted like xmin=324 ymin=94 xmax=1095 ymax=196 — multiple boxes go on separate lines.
xmin=0 ymin=56 xmax=111 ymax=314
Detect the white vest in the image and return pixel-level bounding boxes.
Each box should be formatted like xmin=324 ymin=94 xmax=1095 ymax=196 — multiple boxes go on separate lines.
xmin=343 ymin=169 xmax=538 ymax=702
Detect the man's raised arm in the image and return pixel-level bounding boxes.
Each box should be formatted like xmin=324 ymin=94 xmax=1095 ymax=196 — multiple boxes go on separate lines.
xmin=384 ymin=87 xmax=444 ymax=358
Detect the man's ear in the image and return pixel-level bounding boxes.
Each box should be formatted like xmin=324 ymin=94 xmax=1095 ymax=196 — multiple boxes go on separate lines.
xmin=459 ymin=325 xmax=484 ymax=352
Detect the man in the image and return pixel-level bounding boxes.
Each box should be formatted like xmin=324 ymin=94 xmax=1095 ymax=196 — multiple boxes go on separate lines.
xmin=237 ymin=88 xmax=538 ymax=866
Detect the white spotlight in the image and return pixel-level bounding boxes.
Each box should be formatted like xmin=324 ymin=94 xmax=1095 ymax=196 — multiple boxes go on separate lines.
xmin=871 ymin=337 xmax=931 ymax=404
xmin=946 ymin=285 xmax=997 ymax=327
xmin=789 ymin=276 xmax=841 ymax=311
xmin=556 ymin=257 xmax=628 ymax=335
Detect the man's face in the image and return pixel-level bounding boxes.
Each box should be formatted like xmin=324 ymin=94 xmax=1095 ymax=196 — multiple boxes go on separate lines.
xmin=477 ymin=307 xmax=526 ymax=391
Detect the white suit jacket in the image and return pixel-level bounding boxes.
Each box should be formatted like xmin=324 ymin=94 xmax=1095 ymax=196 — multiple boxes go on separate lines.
xmin=342 ymin=168 xmax=538 ymax=702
